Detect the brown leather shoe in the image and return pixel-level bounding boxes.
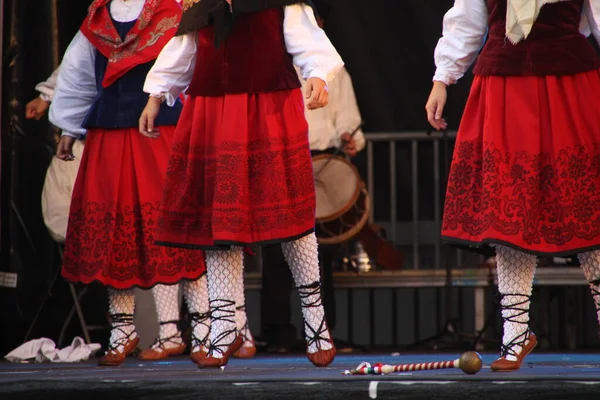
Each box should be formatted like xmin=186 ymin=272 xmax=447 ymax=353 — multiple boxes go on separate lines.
xmin=233 ymin=338 xmax=257 ymax=359
xmin=197 ymin=335 xmax=244 ymax=368
xmin=139 ymin=340 xmax=186 ymax=361
xmin=98 ymin=335 xmax=140 ymax=366
xmin=491 ymin=332 xmax=537 ymax=372
xmin=190 ymin=347 xmax=209 ymax=365
xmin=307 ymin=337 xmax=336 ymax=367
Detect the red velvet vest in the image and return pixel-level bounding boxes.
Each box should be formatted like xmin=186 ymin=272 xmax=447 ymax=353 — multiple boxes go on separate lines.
xmin=473 ymin=0 xmax=600 ymax=76
xmin=186 ymin=8 xmax=301 ymax=97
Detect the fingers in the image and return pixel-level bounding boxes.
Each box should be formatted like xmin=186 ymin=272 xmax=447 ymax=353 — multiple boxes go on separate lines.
xmin=426 ymin=105 xmax=440 ymax=130
xmin=25 ymin=106 xmax=36 ymax=119
xmin=307 ymin=87 xmax=328 ymax=110
xmin=140 ymin=130 xmax=160 ymax=139
xmin=319 ymin=89 xmax=328 ymax=108
xmin=426 ymin=100 xmax=448 ymax=131
xmin=345 ymin=148 xmax=358 ymax=157
xmin=138 ymin=112 xmax=160 ymax=139
xmin=305 ymin=80 xmax=313 ymax=99
xmin=56 ymin=147 xmax=75 ymax=162
xmin=139 ymin=113 xmax=148 ymax=135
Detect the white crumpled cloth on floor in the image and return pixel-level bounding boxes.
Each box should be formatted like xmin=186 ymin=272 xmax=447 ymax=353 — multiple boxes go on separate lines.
xmin=4 ymin=337 xmax=101 ymax=363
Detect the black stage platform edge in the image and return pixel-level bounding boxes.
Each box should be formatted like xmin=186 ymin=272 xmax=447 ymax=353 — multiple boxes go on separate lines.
xmin=1 ymin=354 xmax=600 ymax=400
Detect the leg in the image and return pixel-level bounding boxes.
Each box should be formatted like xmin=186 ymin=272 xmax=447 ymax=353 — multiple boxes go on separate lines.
xmin=261 ymin=243 xmax=298 ymax=350
xmin=139 ymin=284 xmax=185 ymax=360
xmin=197 ymin=248 xmax=244 ymax=368
xmin=233 ymin=261 xmax=257 ymax=359
xmin=577 ymin=251 xmax=600 ymax=338
xmin=182 ymin=274 xmax=211 ymax=363
xmin=98 ymin=288 xmax=139 ymax=366
xmin=281 ymin=233 xmax=336 ymax=367
xmin=491 ymin=245 xmax=538 ymax=372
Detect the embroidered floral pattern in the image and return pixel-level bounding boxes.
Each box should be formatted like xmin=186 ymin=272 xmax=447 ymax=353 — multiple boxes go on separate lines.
xmin=443 ymin=140 xmax=600 ymax=252
xmin=157 ymin=136 xmax=316 ymax=246
xmin=62 ymin=200 xmax=205 ymax=289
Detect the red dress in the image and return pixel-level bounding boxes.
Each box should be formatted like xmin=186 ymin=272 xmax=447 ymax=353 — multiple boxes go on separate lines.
xmin=61 ymin=1 xmax=206 ymax=289
xmin=156 ymin=9 xmax=315 ymax=249
xmin=442 ymin=0 xmax=600 ymax=256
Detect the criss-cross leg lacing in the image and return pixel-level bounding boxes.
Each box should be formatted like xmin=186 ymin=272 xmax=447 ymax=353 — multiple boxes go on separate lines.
xmin=297 ymin=282 xmax=331 ymax=353
xmin=206 ymin=299 xmax=237 ymax=358
xmin=498 ymin=294 xmax=532 ymax=360
xmin=107 ymin=313 xmax=136 ymax=353
xmin=149 ymin=320 xmax=183 ymax=350
xmin=189 ymin=311 xmax=211 ymax=352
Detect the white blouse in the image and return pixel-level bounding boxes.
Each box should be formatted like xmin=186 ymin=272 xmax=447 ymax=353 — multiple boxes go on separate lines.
xmin=35 ymin=68 xmax=60 ymax=102
xmin=144 ymin=4 xmax=345 ymax=105
xmin=49 ymin=0 xmax=146 ymax=138
xmin=433 ymin=0 xmax=600 ymax=85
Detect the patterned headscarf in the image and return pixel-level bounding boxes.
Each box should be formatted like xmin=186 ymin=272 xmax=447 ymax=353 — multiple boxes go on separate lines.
xmin=80 ymin=0 xmax=182 ymax=87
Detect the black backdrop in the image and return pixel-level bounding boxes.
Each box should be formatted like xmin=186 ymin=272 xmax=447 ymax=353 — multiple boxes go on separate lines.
xmin=0 ymin=0 xmax=472 ymax=354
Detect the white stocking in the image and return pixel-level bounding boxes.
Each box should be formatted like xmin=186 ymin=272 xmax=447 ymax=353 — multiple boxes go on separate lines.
xmin=150 ymin=284 xmax=182 ymax=349
xmin=107 ymin=288 xmax=137 ymax=352
xmin=281 ymin=233 xmax=333 ymax=353
xmin=577 ymin=251 xmax=600 ymax=329
xmin=205 ymin=248 xmax=243 ymax=359
xmin=182 ymin=275 xmax=211 ymax=352
xmin=494 ymin=245 xmax=537 ymax=361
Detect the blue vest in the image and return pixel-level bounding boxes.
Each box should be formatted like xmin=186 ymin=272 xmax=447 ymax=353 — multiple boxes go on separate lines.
xmin=82 ymin=17 xmax=181 ymax=130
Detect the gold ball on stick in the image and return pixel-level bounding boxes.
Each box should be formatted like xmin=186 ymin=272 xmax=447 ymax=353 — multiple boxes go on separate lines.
xmin=458 ymin=351 xmax=483 ymax=375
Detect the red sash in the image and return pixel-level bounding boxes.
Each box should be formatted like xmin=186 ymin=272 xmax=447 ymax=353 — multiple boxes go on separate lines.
xmin=80 ymin=0 xmax=181 ymax=88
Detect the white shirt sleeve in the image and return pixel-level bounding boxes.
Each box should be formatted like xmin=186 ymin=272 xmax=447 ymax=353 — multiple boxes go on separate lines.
xmin=581 ymin=0 xmax=600 ymax=45
xmin=433 ymin=0 xmax=489 ymax=85
xmin=284 ymin=4 xmax=344 ymax=84
xmin=143 ymin=33 xmax=198 ymax=106
xmin=49 ymin=31 xmax=97 ymax=139
xmin=35 ymin=67 xmax=60 ymax=102
xmin=331 ymin=68 xmax=365 ymax=152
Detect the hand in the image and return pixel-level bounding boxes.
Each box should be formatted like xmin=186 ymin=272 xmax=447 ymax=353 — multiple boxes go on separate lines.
xmin=56 ymin=135 xmax=76 ymax=161
xmin=425 ymin=81 xmax=448 ymax=131
xmin=139 ymin=97 xmax=162 ymax=139
xmin=305 ymin=77 xmax=329 ymax=110
xmin=341 ymin=132 xmax=358 ymax=157
xmin=26 ymin=97 xmax=50 ymax=120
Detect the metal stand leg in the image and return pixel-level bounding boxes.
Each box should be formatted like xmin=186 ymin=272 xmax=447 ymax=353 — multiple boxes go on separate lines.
xmin=57 ymin=244 xmax=92 ymax=345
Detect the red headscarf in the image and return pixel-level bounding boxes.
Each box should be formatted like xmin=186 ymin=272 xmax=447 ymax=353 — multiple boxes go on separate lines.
xmin=80 ymin=0 xmax=182 ymax=88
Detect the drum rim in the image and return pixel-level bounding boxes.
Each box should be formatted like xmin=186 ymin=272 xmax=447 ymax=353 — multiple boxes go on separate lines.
xmin=313 ymin=154 xmax=363 ymax=223
xmin=317 ymin=188 xmax=371 ymax=245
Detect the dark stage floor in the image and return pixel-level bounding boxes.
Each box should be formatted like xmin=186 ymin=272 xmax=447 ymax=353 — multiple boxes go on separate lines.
xmin=1 ymin=353 xmax=600 ymax=399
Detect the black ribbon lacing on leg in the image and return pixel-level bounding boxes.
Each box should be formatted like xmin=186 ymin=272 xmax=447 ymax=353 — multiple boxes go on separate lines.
xmin=150 ymin=320 xmax=181 ymax=349
xmin=107 ymin=313 xmax=135 ymax=352
xmin=499 ymin=294 xmax=532 ymax=359
xmin=297 ymin=281 xmax=329 ymax=350
xmin=207 ymin=299 xmax=237 ymax=357
xmin=189 ymin=311 xmax=211 ymax=351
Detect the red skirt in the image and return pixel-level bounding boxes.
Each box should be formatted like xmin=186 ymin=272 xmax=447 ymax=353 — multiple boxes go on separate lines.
xmin=62 ymin=127 xmax=206 ymax=289
xmin=156 ymin=88 xmax=315 ymax=249
xmin=442 ymin=69 xmax=600 ymax=256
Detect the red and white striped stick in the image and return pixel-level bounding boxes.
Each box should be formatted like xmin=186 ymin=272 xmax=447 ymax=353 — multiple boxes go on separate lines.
xmin=342 ymin=352 xmax=482 ymax=376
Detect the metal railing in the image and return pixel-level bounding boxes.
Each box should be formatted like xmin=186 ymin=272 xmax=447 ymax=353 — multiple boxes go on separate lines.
xmin=363 ymin=130 xmax=472 ymax=270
